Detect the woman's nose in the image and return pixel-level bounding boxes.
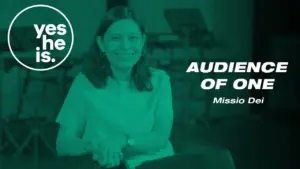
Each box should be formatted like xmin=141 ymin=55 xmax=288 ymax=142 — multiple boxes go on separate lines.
xmin=120 ymin=38 xmax=131 ymax=49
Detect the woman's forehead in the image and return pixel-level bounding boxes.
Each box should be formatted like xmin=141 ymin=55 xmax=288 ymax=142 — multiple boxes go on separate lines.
xmin=106 ymin=19 xmax=141 ymax=35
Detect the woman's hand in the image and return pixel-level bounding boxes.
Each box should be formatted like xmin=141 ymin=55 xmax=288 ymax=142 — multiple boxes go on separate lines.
xmin=98 ymin=146 xmax=123 ymax=168
xmin=92 ymin=135 xmax=127 ymax=168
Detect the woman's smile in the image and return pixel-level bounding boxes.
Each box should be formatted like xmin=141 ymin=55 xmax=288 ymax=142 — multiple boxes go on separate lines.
xmin=114 ymin=52 xmax=135 ymax=57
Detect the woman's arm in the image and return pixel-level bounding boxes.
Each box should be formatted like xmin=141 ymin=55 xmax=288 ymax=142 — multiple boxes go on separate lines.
xmin=124 ymin=72 xmax=174 ymax=154
xmin=56 ymin=125 xmax=94 ymax=156
xmin=55 ymin=73 xmax=94 ymax=156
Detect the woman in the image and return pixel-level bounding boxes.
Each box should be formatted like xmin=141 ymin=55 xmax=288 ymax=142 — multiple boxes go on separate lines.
xmin=55 ymin=6 xmax=174 ymax=169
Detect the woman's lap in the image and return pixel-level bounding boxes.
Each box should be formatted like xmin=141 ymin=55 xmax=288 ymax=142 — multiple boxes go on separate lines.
xmin=55 ymin=146 xmax=235 ymax=169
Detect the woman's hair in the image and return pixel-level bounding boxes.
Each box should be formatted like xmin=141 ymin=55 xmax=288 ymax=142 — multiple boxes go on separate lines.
xmin=81 ymin=6 xmax=153 ymax=92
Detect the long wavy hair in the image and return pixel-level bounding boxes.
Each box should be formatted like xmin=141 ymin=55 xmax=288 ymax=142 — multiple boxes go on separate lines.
xmin=81 ymin=6 xmax=153 ymax=92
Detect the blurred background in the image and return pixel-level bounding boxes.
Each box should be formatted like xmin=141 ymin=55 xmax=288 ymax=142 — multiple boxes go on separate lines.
xmin=0 ymin=0 xmax=299 ymax=169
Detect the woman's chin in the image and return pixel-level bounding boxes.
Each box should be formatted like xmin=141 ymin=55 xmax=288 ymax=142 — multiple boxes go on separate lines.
xmin=114 ymin=62 xmax=136 ymax=70
xmin=114 ymin=65 xmax=134 ymax=71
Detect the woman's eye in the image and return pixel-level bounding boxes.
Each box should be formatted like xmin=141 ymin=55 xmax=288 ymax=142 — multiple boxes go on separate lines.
xmin=130 ymin=36 xmax=139 ymax=40
xmin=112 ymin=36 xmax=120 ymax=40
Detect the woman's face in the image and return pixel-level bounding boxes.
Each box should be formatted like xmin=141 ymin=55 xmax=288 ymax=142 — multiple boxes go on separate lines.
xmin=97 ymin=19 xmax=145 ymax=70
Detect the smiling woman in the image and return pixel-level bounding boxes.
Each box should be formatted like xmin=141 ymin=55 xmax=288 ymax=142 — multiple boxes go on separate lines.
xmin=82 ymin=6 xmax=152 ymax=91
xmin=54 ymin=5 xmax=237 ymax=169
xmin=95 ymin=18 xmax=147 ymax=82
xmin=55 ymin=6 xmax=175 ymax=169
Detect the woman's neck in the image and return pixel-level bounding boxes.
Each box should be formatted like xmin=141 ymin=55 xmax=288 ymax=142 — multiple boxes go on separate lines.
xmin=110 ymin=66 xmax=132 ymax=82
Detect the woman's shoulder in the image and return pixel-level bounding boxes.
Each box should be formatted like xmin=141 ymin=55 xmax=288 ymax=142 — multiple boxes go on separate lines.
xmin=150 ymin=67 xmax=169 ymax=78
xmin=150 ymin=67 xmax=170 ymax=88
xmin=71 ymin=72 xmax=94 ymax=89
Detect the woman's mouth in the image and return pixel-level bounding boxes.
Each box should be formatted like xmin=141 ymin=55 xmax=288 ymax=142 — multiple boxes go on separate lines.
xmin=116 ymin=53 xmax=134 ymax=55
xmin=115 ymin=52 xmax=136 ymax=58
